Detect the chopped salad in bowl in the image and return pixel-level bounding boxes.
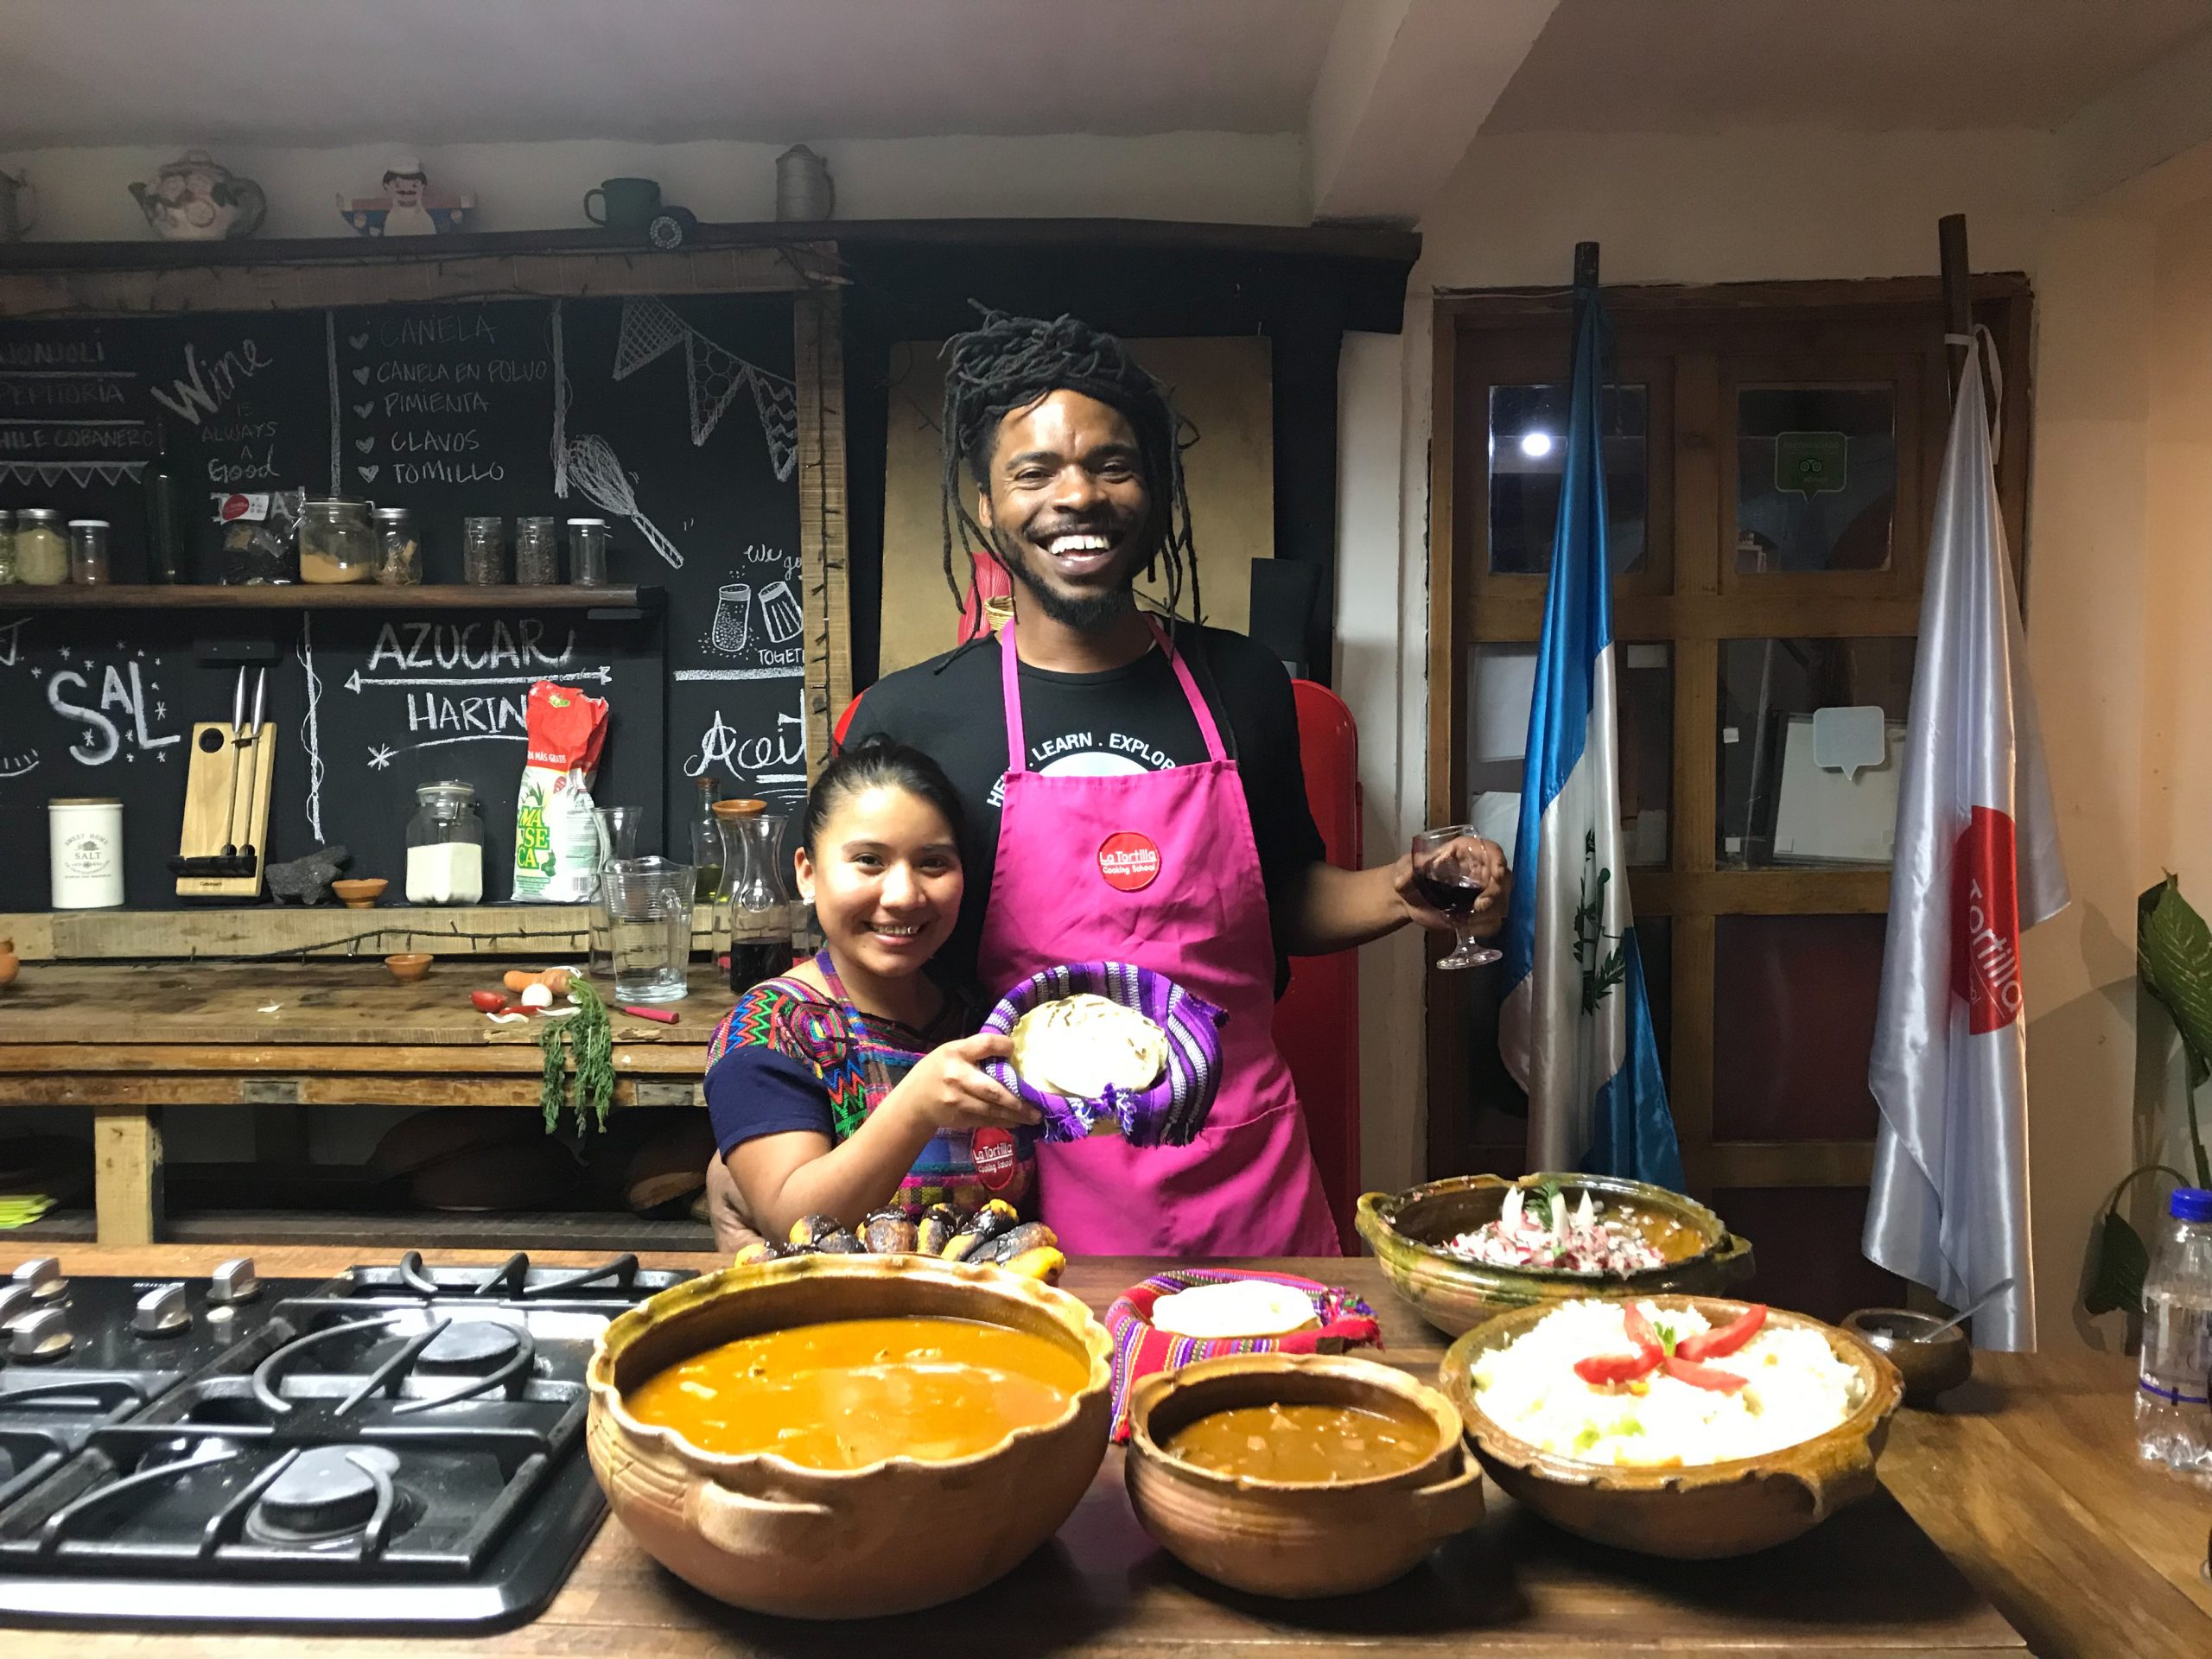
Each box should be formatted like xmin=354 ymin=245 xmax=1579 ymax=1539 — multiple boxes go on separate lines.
xmin=1465 ymin=1298 xmax=1866 ymax=1468
xmin=1442 ymin=1184 xmax=1668 ymax=1277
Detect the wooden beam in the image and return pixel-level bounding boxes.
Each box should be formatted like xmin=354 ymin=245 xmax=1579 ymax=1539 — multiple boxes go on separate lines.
xmin=1435 ymin=271 xmax=2031 ymax=318
xmin=1939 ymin=214 xmax=1973 ymax=399
xmin=92 ymin=1106 xmax=161 ymax=1246
xmin=794 ymin=288 xmax=853 ymax=780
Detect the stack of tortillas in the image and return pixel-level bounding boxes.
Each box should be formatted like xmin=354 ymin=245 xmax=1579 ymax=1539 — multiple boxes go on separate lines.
xmin=1149 ymin=1279 xmax=1320 ymax=1339
xmin=1009 ymin=993 xmax=1168 ymax=1099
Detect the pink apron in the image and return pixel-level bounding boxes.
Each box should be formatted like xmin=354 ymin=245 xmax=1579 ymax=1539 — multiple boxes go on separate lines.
xmin=976 ymin=617 xmax=1340 ymax=1257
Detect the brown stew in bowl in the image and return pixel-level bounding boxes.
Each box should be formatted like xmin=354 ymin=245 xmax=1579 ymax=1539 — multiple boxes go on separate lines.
xmin=1162 ymin=1398 xmax=1439 ymax=1484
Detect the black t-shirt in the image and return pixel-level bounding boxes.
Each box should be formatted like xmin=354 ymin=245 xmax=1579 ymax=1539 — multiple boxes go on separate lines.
xmin=845 ymin=624 xmax=1325 ymax=990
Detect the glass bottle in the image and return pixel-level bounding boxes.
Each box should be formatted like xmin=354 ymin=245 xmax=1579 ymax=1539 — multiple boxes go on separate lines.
xmin=404 ymin=780 xmax=486 ymax=905
xmin=515 ymin=515 xmax=559 ymax=584
xmin=715 ymin=799 xmax=793 ymax=990
xmin=462 ymin=516 xmax=505 ymax=585
xmin=298 ymin=497 xmax=377 ymax=583
xmin=15 ymin=509 xmax=67 ymax=585
xmin=373 ymin=506 xmax=421 ymax=585
xmin=67 ymin=519 xmax=110 ymax=584
xmin=143 ymin=429 xmax=183 ymax=583
xmin=690 ymin=775 xmax=722 ymax=902
xmin=0 ymin=509 xmax=19 ymax=584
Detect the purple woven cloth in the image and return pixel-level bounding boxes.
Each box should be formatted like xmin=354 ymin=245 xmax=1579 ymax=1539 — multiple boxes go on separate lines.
xmin=981 ymin=962 xmax=1226 ymax=1147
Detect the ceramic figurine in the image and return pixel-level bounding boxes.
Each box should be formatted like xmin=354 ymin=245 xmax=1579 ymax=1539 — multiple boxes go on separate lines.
xmin=129 ymin=149 xmax=266 ymax=240
xmin=337 ymin=156 xmax=474 ymax=237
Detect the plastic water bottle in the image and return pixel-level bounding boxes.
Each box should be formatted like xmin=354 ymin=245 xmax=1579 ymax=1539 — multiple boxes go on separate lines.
xmin=2136 ymin=1185 xmax=2212 ymax=1479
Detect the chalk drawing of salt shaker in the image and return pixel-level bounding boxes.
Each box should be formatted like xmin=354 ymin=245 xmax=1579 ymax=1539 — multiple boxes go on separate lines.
xmin=710 ymin=582 xmax=752 ymax=656
xmin=760 ymin=579 xmax=804 ymax=645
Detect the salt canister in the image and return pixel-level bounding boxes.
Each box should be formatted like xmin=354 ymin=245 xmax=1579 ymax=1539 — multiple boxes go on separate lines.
xmin=48 ymin=797 xmax=124 ymax=908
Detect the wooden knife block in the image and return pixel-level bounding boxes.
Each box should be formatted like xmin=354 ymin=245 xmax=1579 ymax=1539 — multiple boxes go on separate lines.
xmin=175 ymin=721 xmax=276 ymax=899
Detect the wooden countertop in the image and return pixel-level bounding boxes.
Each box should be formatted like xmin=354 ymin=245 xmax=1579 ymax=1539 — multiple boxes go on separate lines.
xmin=0 ymin=961 xmax=733 ymax=1053
xmin=3 ymin=1246 xmax=2202 ymax=1659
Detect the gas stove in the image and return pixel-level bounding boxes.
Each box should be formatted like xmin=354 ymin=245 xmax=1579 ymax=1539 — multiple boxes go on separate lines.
xmin=0 ymin=1250 xmax=692 ymax=1631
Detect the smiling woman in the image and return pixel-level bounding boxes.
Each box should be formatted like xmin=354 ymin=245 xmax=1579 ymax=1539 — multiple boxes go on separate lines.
xmin=702 ymin=737 xmax=1042 ymax=1244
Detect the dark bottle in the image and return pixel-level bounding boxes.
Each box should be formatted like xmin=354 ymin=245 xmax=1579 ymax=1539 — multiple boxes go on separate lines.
xmin=142 ymin=429 xmax=184 ymax=583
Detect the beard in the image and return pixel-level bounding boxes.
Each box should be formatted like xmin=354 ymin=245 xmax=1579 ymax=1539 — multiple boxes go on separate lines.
xmin=988 ymin=508 xmax=1154 ymax=632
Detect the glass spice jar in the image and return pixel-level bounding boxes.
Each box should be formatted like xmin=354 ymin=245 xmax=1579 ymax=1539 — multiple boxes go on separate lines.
xmin=15 ymin=509 xmax=67 ymax=586
xmin=514 ymin=515 xmax=559 ymax=584
xmin=462 ymin=516 xmax=505 ymax=585
xmin=67 ymin=519 xmax=111 ymax=584
xmin=298 ymin=496 xmax=377 ymax=583
xmin=0 ymin=510 xmax=16 ymax=584
xmin=405 ymin=780 xmax=486 ymax=905
xmin=372 ymin=506 xmax=420 ymax=585
xmin=567 ymin=517 xmax=609 ymax=586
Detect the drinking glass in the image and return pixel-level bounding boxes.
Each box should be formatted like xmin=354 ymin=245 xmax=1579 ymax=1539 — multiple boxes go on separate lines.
xmin=1412 ymin=825 xmax=1503 ymax=969
xmin=600 ymin=856 xmax=694 ymax=1003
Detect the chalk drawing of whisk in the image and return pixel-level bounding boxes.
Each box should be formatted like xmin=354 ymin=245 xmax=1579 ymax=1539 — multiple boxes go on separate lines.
xmin=565 ymin=432 xmax=684 ymax=569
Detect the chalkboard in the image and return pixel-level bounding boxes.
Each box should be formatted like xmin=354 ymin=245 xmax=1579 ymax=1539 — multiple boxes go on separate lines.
xmin=0 ymin=291 xmax=808 ymax=910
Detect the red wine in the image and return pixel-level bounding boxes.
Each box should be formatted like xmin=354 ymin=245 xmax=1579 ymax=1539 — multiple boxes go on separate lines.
xmin=729 ymin=940 xmax=793 ymax=992
xmin=1415 ymin=872 xmax=1483 ymax=918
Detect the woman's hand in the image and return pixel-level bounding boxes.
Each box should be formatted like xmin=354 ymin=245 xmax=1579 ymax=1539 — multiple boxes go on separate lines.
xmin=1395 ymin=836 xmax=1511 ymax=939
xmin=884 ymin=1032 xmax=1040 ymax=1135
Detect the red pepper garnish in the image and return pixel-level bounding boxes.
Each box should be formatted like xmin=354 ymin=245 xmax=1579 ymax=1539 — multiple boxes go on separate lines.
xmin=1674 ymin=1303 xmax=1767 ymax=1363
xmin=1573 ymin=1350 xmax=1661 ymax=1386
xmin=1663 ymin=1354 xmax=1748 ymax=1392
xmin=1622 ymin=1302 xmax=1666 ymax=1361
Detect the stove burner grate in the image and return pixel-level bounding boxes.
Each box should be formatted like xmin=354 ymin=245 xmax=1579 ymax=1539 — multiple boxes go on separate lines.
xmin=249 ymin=1313 xmax=537 ymax=1420
xmin=391 ymin=1249 xmax=642 ymax=1301
xmin=243 ymin=1446 xmax=408 ymax=1553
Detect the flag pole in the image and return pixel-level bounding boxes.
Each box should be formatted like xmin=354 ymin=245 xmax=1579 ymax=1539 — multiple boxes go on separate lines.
xmin=1938 ymin=213 xmax=1972 ymax=403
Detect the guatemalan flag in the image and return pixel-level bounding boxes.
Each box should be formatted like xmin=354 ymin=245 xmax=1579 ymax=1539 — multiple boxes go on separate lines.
xmin=1497 ymin=275 xmax=1685 ymax=1191
xmin=1863 ymin=330 xmax=2066 ymax=1351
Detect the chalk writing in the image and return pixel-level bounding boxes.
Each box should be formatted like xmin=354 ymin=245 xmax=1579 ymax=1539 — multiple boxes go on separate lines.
xmin=149 ymin=339 xmax=276 ymax=427
xmin=46 ymin=660 xmax=179 ymax=767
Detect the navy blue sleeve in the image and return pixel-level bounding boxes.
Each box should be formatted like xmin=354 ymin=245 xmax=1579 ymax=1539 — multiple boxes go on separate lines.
xmin=704 ymin=1046 xmax=836 ymax=1157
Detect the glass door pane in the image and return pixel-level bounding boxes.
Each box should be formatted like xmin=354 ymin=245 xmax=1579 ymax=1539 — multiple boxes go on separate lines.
xmin=1488 ymin=383 xmax=1649 ymax=575
xmin=1734 ymin=385 xmax=1897 ymax=573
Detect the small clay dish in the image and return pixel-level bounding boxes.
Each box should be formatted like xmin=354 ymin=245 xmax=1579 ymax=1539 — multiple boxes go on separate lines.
xmin=333 ymin=878 xmax=388 ymax=910
xmin=1841 ymin=1307 xmax=1972 ymax=1405
xmin=384 ymin=952 xmax=432 ymax=983
xmin=1125 ymin=1352 xmax=1484 ymax=1599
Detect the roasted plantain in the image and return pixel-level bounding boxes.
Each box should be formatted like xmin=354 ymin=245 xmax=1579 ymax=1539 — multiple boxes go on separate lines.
xmin=861 ymin=1209 xmax=919 ymax=1254
xmin=732 ymin=1239 xmax=783 ymax=1267
xmin=813 ymin=1228 xmax=867 ymax=1254
xmin=940 ymin=1200 xmax=1020 ymax=1262
xmin=970 ymin=1220 xmax=1058 ymax=1267
xmin=915 ymin=1204 xmax=963 ymax=1256
xmin=789 ymin=1214 xmax=844 ymax=1248
xmin=997 ymin=1244 xmax=1067 ymax=1284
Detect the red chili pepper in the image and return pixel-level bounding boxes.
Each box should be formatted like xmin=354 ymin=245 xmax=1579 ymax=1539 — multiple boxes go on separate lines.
xmin=1675 ymin=1304 xmax=1767 ymax=1363
xmin=469 ymin=990 xmax=509 ymax=1014
xmin=1573 ymin=1349 xmax=1661 ymax=1386
xmin=1662 ymin=1354 xmax=1748 ymax=1392
xmin=1622 ymin=1303 xmax=1666 ymax=1361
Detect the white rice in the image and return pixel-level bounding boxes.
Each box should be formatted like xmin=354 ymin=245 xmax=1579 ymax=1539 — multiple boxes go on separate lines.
xmin=1467 ymin=1299 xmax=1865 ymax=1467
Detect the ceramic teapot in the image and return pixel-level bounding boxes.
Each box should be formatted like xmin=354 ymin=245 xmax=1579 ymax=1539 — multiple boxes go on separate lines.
xmin=129 ymin=149 xmax=266 ymax=240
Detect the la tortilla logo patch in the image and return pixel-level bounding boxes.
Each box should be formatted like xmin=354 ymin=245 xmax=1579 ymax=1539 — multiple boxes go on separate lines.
xmin=971 ymin=1127 xmax=1018 ymax=1190
xmin=1097 ymin=830 xmax=1161 ymax=893
xmin=1952 ymin=804 xmax=2024 ymax=1034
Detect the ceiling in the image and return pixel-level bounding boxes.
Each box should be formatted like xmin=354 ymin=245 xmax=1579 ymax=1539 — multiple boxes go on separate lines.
xmin=1483 ymin=0 xmax=2212 ymax=134
xmin=0 ymin=0 xmax=1345 ymax=148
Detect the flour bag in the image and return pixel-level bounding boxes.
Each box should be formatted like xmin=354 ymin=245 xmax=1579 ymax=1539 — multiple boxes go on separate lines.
xmin=511 ymin=680 xmax=611 ymax=902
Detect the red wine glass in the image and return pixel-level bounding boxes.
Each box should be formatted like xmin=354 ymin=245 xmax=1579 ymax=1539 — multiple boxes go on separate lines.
xmin=1412 ymin=825 xmax=1502 ymax=969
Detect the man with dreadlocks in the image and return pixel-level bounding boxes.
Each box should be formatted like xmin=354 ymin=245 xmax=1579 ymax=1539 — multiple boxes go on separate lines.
xmin=846 ymin=309 xmax=1509 ymax=1256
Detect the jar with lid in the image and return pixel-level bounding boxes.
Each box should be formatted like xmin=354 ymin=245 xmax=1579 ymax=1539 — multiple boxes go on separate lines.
xmin=515 ymin=515 xmax=559 ymax=584
xmin=567 ymin=517 xmax=609 ymax=586
xmin=372 ymin=505 xmax=420 ymax=585
xmin=15 ymin=509 xmax=67 ymax=585
xmin=0 ymin=510 xmax=16 ymax=584
xmin=715 ymin=798 xmax=794 ymax=991
xmin=67 ymin=519 xmax=110 ymax=585
xmin=462 ymin=517 xmax=505 ymax=585
xmin=299 ymin=496 xmax=377 ymax=583
xmin=405 ymin=781 xmax=486 ymax=905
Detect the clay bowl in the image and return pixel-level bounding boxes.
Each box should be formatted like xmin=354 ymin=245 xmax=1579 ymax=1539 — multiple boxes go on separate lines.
xmin=332 ymin=878 xmax=388 ymax=909
xmin=1126 ymin=1352 xmax=1484 ymax=1599
xmin=1840 ymin=1307 xmax=1973 ymax=1405
xmin=587 ymin=1253 xmax=1113 ymax=1619
xmin=1440 ymin=1295 xmax=1903 ymax=1559
xmin=1356 ymin=1173 xmax=1754 ymax=1336
xmin=383 ymin=952 xmax=431 ymax=982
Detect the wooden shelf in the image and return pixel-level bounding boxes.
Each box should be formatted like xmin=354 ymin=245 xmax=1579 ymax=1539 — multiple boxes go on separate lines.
xmin=0 ymin=583 xmax=660 ymax=612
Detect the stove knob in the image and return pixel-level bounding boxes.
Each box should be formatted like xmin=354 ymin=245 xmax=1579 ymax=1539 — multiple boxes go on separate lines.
xmin=208 ymin=1257 xmax=260 ymax=1305
xmin=10 ymin=1257 xmax=66 ymax=1301
xmin=0 ymin=1283 xmax=35 ymax=1329
xmin=131 ymin=1283 xmax=190 ymax=1338
xmin=10 ymin=1306 xmax=70 ymax=1361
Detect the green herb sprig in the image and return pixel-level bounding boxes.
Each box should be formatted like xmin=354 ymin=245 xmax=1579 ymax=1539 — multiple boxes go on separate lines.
xmin=537 ymin=976 xmax=617 ymax=1135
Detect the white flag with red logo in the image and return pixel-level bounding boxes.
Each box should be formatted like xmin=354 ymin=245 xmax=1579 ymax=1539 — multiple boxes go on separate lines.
xmin=1863 ymin=330 xmax=2067 ymax=1351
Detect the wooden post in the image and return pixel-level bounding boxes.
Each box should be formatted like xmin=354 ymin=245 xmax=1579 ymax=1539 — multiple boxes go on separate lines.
xmin=1938 ymin=213 xmax=1973 ymax=400
xmin=92 ymin=1105 xmax=162 ymax=1246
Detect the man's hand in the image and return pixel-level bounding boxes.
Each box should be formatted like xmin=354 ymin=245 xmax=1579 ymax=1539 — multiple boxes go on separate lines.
xmin=1395 ymin=835 xmax=1510 ymax=939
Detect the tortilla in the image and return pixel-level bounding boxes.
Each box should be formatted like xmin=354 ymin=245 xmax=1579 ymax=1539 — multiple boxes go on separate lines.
xmin=1009 ymin=994 xmax=1167 ymax=1100
xmin=1150 ymin=1280 xmax=1320 ymax=1339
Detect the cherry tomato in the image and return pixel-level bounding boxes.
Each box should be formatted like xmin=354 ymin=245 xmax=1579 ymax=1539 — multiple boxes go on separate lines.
xmin=470 ymin=990 xmax=509 ymax=1014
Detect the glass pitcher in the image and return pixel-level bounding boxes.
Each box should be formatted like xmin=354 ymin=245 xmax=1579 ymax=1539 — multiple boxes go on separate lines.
xmin=715 ymin=799 xmax=794 ymax=991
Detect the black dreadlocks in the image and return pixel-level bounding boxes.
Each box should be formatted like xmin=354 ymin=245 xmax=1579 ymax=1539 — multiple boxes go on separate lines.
xmin=938 ymin=308 xmax=1200 ymax=626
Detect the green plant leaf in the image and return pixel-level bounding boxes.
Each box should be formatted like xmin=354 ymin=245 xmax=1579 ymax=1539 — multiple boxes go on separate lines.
xmin=2139 ymin=874 xmax=2212 ymax=1090
xmin=2086 ymin=1206 xmax=2153 ymax=1316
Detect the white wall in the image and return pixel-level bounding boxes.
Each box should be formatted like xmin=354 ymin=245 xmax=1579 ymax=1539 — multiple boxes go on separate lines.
xmin=0 ymin=133 xmax=1309 ymax=240
xmin=1356 ymin=122 xmax=2163 ymax=1348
